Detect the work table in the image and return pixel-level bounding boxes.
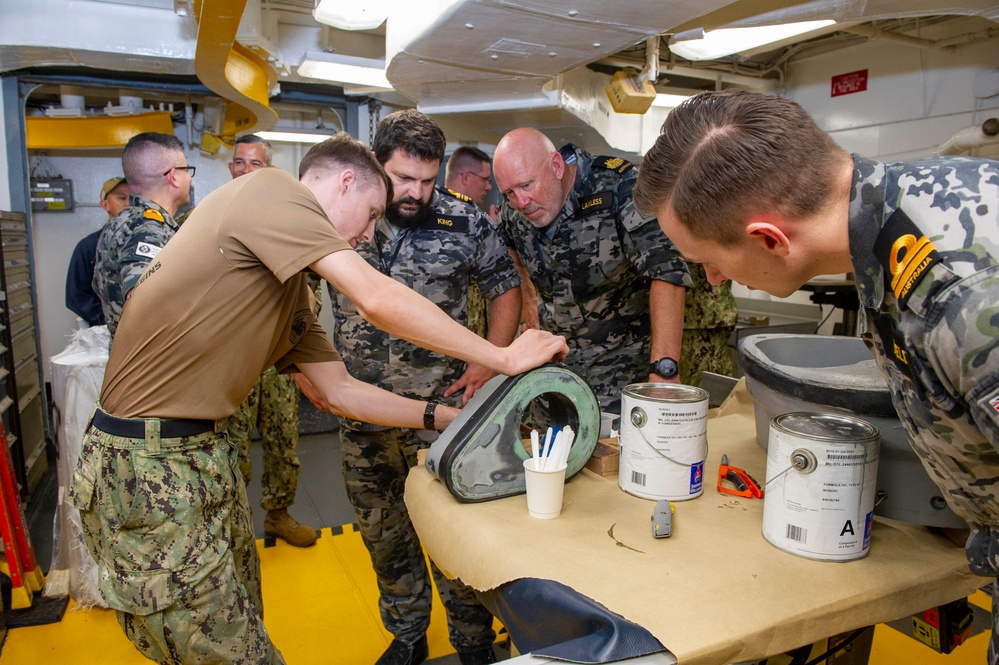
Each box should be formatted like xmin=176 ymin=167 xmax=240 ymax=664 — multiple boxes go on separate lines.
xmin=405 ymin=380 xmax=984 ymax=663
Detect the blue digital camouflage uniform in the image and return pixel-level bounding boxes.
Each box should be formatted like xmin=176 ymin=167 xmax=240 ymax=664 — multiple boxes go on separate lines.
xmin=92 ymin=194 xmax=179 ymax=337
xmin=498 ymin=145 xmax=691 ymax=412
xmin=328 ymin=186 xmax=519 ymax=651
xmin=849 ymin=153 xmax=999 ymax=665
xmin=680 ymin=263 xmax=737 ymax=387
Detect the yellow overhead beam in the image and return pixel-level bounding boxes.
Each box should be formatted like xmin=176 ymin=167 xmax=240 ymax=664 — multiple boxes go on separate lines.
xmin=193 ymin=0 xmax=278 ymax=139
xmin=25 ymin=111 xmax=175 ymax=150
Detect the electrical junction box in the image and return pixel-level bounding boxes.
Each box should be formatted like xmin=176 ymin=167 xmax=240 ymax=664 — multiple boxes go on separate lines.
xmin=30 ymin=178 xmax=73 ymax=212
xmin=605 ymin=69 xmax=657 ymax=114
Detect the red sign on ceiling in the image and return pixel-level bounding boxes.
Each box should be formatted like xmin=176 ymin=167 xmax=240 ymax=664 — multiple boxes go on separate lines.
xmin=831 ymin=69 xmax=868 ymax=97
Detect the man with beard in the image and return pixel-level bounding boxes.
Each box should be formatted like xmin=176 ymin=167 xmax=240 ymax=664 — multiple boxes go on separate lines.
xmin=327 ymin=110 xmax=520 ymax=665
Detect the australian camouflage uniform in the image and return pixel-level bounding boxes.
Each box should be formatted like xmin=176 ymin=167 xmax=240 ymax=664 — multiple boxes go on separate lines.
xmin=680 ymin=263 xmax=737 ymax=387
xmin=327 ymin=186 xmax=518 ymax=649
xmin=68 ymin=414 xmax=283 ymax=664
xmin=849 ymin=153 xmax=999 ymax=664
xmin=228 ymin=276 xmax=323 ymax=512
xmin=498 ymin=145 xmax=691 ymax=411
xmin=93 ymin=194 xmax=179 ymax=337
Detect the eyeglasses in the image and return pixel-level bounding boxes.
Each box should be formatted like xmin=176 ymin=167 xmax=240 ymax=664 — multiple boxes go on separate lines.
xmin=463 ymin=171 xmax=491 ymax=184
xmin=163 ymin=165 xmax=197 ymax=177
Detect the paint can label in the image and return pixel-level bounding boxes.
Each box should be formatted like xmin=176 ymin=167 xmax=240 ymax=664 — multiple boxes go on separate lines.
xmin=618 ymin=383 xmax=709 ymax=501
xmin=762 ymin=412 xmax=880 ymax=561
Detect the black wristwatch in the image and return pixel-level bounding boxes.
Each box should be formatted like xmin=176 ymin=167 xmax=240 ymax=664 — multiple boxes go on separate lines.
xmin=424 ymin=400 xmax=441 ymax=431
xmin=650 ymin=357 xmax=679 ymax=379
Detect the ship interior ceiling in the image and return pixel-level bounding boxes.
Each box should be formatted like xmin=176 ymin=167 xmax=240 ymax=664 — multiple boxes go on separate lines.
xmin=2 ymin=0 xmax=999 ymax=663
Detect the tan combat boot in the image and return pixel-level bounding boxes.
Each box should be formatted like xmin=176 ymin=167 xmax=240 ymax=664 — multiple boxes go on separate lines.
xmin=264 ymin=508 xmax=318 ymax=547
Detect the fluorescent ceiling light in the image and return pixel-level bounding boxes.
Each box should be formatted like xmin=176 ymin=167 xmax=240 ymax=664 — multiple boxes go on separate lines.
xmin=298 ymin=51 xmax=392 ymax=90
xmin=313 ymin=1 xmax=389 ymax=31
xmin=255 ymin=131 xmax=334 ymax=144
xmin=669 ymin=20 xmax=835 ymax=61
xmin=650 ymin=93 xmax=691 ymax=109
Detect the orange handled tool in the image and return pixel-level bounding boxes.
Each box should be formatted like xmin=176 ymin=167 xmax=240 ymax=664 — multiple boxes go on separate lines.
xmin=718 ymin=454 xmax=763 ymax=498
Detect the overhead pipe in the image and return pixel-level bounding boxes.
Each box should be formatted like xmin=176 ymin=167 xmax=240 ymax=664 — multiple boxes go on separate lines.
xmin=935 ymin=118 xmax=999 ymax=155
xmin=842 ymin=24 xmax=999 ymax=52
xmin=841 ymin=24 xmax=941 ymax=50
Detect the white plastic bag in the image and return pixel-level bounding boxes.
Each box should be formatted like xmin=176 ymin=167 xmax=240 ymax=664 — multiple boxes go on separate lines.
xmin=47 ymin=325 xmax=110 ymax=608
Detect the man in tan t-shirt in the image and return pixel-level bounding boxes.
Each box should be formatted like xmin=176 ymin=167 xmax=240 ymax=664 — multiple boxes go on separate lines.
xmin=69 ymin=133 xmax=569 ymax=665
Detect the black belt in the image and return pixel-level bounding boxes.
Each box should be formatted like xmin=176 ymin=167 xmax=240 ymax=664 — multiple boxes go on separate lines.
xmin=92 ymin=409 xmax=216 ymax=439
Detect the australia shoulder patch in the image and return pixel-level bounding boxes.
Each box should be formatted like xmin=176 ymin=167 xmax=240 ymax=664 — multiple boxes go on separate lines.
xmin=872 ymin=208 xmax=942 ymax=311
xmin=134 ymin=242 xmax=162 ymax=259
xmin=143 ymin=208 xmax=165 ymax=223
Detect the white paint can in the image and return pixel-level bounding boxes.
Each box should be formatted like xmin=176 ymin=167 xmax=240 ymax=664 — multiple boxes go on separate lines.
xmin=618 ymin=383 xmax=709 ymax=501
xmin=762 ymin=412 xmax=880 ymax=561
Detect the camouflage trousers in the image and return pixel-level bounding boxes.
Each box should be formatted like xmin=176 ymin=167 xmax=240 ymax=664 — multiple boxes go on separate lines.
xmin=68 ymin=410 xmax=283 ymax=664
xmin=679 ymin=327 xmax=736 ymax=388
xmin=965 ymin=526 xmax=999 ymax=665
xmin=340 ymin=426 xmax=496 ymax=650
xmin=467 ymin=280 xmax=488 ymax=338
xmin=228 ymin=367 xmax=301 ymax=512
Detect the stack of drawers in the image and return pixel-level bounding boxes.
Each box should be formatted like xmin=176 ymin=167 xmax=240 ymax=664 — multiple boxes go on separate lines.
xmin=0 ymin=210 xmax=47 ymax=496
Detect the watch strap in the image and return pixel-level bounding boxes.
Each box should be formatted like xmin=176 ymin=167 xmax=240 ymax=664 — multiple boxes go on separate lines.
xmin=424 ymin=400 xmax=440 ymax=431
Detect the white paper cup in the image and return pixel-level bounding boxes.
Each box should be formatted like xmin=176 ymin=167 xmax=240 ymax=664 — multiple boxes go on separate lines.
xmin=523 ymin=458 xmax=567 ymax=519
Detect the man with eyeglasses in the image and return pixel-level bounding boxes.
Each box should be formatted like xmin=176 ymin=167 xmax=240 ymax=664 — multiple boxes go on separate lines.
xmin=444 ymin=145 xmax=496 ymax=217
xmin=93 ymin=132 xmax=193 ymax=337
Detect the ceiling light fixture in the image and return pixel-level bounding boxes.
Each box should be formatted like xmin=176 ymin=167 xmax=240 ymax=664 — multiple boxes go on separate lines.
xmin=297 ymin=51 xmax=392 ymax=90
xmin=313 ymin=1 xmax=390 ymax=31
xmin=255 ymin=130 xmax=334 ymax=144
xmin=669 ymin=20 xmax=835 ymax=61
xmin=650 ymin=93 xmax=692 ymax=109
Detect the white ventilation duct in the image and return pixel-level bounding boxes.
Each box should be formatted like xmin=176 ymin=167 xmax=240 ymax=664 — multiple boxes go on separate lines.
xmin=936 ymin=118 xmax=999 ymax=155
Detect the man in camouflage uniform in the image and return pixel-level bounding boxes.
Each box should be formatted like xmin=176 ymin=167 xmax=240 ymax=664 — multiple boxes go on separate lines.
xmin=225 ymin=134 xmax=319 ymax=548
xmin=493 ymin=128 xmax=690 ymax=413
xmin=444 ymin=145 xmax=498 ymax=338
xmin=680 ymin=263 xmax=737 ymax=387
xmin=633 ymin=89 xmax=999 ymax=665
xmin=93 ymin=132 xmax=191 ymax=337
xmin=70 ymin=133 xmax=569 ymax=665
xmin=328 ymin=110 xmax=521 ymax=665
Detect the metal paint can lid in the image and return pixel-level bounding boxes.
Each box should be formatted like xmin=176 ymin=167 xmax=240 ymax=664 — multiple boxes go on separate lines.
xmin=772 ymin=411 xmax=880 ymax=444
xmin=622 ymin=383 xmax=708 ymax=404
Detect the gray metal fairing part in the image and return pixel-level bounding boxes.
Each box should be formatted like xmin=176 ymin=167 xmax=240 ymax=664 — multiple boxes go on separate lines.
xmin=425 ymin=364 xmax=600 ymax=502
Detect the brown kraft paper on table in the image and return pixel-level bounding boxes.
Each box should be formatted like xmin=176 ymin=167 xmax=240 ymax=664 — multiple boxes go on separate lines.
xmin=406 ymin=378 xmax=985 ymax=664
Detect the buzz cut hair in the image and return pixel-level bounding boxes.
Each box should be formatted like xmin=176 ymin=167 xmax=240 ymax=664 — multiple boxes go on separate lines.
xmin=121 ymin=132 xmax=186 ymax=192
xmin=445 ymin=145 xmax=491 ymax=181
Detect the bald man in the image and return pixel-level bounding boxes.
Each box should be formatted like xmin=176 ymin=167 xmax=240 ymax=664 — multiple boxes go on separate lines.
xmin=493 ymin=128 xmax=690 ymax=413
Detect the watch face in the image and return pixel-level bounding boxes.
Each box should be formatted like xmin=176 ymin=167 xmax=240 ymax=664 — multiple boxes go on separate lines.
xmin=655 ymin=358 xmax=678 ymax=378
